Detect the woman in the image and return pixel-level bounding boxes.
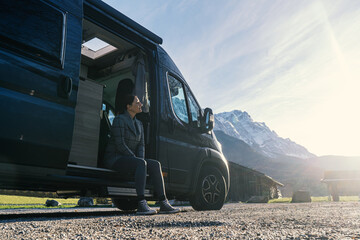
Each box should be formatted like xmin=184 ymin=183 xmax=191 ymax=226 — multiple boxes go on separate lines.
xmin=104 ymin=94 xmax=180 ymax=215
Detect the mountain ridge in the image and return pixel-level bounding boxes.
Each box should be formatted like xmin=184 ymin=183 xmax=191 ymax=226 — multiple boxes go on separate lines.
xmin=214 ymin=110 xmax=316 ymax=159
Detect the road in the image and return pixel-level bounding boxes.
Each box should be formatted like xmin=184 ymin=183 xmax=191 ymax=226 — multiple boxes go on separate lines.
xmin=1 ymin=202 xmax=360 ymax=239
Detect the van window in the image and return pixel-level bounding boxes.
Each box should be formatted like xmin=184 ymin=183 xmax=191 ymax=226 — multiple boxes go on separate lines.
xmin=168 ymin=75 xmax=189 ymax=123
xmin=102 ymin=103 xmax=115 ymax=125
xmin=108 ymin=109 xmax=115 ymax=125
xmin=185 ymin=87 xmax=201 ymax=127
xmin=0 ymin=0 xmax=66 ymax=68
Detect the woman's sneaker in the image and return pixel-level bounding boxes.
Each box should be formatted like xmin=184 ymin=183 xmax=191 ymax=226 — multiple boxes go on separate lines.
xmin=136 ymin=200 xmax=157 ymax=215
xmin=159 ymin=199 xmax=180 ymax=214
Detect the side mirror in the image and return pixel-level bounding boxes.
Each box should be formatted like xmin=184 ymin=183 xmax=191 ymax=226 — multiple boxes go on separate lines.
xmin=201 ymin=108 xmax=214 ymax=133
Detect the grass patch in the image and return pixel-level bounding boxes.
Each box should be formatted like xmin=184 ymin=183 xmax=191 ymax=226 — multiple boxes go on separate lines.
xmin=0 ymin=205 xmax=78 ymax=210
xmin=0 ymin=195 xmax=79 ymax=205
xmin=269 ymin=196 xmax=359 ymax=203
xmin=269 ymin=197 xmax=292 ymax=203
xmin=339 ymin=196 xmax=359 ymax=202
xmin=0 ymin=195 xmax=79 ymax=209
xmin=311 ymin=196 xmax=330 ymax=202
xmin=0 ymin=195 xmax=115 ymax=209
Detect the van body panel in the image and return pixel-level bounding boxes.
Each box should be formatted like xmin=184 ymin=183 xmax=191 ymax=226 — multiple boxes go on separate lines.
xmin=157 ymin=47 xmax=184 ymax=79
xmin=0 ymin=0 xmax=82 ymax=171
xmin=49 ymin=0 xmax=83 ymax=18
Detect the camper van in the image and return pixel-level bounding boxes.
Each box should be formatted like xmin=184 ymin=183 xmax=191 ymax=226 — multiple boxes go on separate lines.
xmin=0 ymin=0 xmax=229 ymax=210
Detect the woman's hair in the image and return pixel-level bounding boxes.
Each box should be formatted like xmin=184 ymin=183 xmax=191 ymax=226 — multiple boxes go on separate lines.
xmin=115 ymin=79 xmax=134 ymax=114
xmin=117 ymin=94 xmax=136 ymax=114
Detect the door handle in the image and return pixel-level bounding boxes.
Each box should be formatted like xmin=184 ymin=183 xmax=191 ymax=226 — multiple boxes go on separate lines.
xmin=58 ymin=76 xmax=72 ymax=98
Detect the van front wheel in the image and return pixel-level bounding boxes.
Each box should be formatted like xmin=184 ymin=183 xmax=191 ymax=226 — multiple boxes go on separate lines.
xmin=111 ymin=198 xmax=137 ymax=211
xmin=190 ymin=166 xmax=226 ymax=211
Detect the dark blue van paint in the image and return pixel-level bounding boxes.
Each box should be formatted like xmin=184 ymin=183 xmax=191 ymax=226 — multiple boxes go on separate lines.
xmin=0 ymin=0 xmax=82 ymax=170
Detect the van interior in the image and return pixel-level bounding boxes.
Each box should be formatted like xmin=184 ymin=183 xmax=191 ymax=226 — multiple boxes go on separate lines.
xmin=68 ymin=19 xmax=151 ymax=169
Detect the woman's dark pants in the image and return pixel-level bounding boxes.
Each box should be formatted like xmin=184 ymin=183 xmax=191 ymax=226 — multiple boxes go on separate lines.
xmin=111 ymin=156 xmax=166 ymax=201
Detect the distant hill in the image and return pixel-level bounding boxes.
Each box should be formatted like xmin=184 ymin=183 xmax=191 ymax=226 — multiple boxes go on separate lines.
xmin=214 ymin=130 xmax=268 ymax=168
xmin=214 ymin=130 xmax=326 ymax=196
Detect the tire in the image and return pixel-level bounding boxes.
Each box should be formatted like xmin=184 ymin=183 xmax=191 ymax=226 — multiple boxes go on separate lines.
xmin=190 ymin=166 xmax=226 ymax=211
xmin=111 ymin=198 xmax=138 ymax=211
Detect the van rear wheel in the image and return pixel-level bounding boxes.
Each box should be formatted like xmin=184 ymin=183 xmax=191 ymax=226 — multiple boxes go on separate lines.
xmin=190 ymin=166 xmax=226 ymax=211
xmin=111 ymin=198 xmax=137 ymax=211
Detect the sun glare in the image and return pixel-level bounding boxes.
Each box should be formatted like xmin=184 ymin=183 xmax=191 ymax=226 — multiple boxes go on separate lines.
xmin=282 ymin=2 xmax=360 ymax=156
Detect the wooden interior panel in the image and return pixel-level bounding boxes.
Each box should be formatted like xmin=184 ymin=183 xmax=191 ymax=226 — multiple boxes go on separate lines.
xmin=69 ymin=79 xmax=103 ymax=167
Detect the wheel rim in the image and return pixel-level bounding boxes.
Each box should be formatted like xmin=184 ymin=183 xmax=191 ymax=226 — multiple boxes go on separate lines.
xmin=201 ymin=174 xmax=221 ymax=204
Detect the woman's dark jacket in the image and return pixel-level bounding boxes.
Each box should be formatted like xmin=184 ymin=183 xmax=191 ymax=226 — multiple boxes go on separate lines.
xmin=104 ymin=111 xmax=144 ymax=168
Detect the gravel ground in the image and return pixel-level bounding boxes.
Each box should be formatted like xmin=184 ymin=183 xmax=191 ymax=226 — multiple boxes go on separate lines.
xmin=1 ymin=202 xmax=360 ymax=239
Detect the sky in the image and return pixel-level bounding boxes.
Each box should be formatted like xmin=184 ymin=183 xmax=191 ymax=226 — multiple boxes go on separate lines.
xmin=103 ymin=0 xmax=360 ymax=157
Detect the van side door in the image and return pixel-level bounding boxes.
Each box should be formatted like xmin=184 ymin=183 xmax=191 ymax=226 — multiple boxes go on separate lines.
xmin=0 ymin=0 xmax=82 ymax=174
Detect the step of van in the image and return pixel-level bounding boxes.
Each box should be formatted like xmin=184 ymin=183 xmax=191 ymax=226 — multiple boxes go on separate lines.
xmin=67 ymin=164 xmax=134 ymax=179
xmin=49 ymin=174 xmax=153 ymax=197
xmin=64 ymin=164 xmax=153 ymax=197
xmin=107 ymin=186 xmax=151 ymax=197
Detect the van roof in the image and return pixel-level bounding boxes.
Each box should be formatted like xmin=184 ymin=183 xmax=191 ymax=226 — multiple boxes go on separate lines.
xmin=85 ymin=0 xmax=163 ymax=45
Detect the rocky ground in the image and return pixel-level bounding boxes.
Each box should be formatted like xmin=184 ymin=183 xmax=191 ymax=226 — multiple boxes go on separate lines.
xmin=1 ymin=202 xmax=360 ymax=239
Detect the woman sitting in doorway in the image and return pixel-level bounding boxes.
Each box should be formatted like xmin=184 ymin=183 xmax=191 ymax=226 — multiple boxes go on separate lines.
xmin=104 ymin=94 xmax=180 ymax=215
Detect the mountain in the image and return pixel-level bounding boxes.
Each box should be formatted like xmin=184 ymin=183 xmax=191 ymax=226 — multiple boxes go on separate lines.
xmin=214 ymin=110 xmax=316 ymax=159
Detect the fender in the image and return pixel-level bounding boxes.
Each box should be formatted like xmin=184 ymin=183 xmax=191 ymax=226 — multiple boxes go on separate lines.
xmin=190 ymin=147 xmax=230 ymax=196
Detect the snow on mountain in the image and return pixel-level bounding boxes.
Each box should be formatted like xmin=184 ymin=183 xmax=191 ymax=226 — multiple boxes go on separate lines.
xmin=214 ymin=110 xmax=316 ymax=159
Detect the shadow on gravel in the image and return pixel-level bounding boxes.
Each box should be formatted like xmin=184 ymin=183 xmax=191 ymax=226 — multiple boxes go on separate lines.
xmin=0 ymin=210 xmax=130 ymax=222
xmin=144 ymin=220 xmax=224 ymax=228
xmin=0 ymin=208 xmax=192 ymax=223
